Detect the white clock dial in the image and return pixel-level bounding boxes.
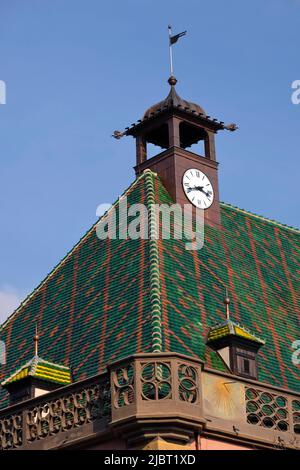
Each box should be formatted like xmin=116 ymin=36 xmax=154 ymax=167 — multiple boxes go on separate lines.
xmin=182 ymin=168 xmax=214 ymax=209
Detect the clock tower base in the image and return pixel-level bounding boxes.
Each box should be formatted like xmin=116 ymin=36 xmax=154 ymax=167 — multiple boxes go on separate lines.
xmin=135 ymin=146 xmax=221 ymax=228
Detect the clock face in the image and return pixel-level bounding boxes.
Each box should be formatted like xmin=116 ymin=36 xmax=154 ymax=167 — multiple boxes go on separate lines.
xmin=182 ymin=168 xmax=214 ymax=209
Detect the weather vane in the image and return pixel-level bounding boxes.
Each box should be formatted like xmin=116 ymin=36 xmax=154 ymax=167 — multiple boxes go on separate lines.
xmin=168 ymin=25 xmax=187 ymax=77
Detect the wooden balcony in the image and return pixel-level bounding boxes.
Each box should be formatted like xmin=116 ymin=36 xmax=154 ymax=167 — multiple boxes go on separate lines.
xmin=1 ymin=353 xmax=299 ymax=450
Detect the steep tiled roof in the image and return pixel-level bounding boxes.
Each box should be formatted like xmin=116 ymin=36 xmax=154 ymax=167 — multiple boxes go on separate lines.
xmin=0 ymin=170 xmax=299 ymax=408
xmin=155 ymin=178 xmax=300 ymax=391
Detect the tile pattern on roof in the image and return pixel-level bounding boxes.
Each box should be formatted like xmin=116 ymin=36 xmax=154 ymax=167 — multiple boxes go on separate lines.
xmin=154 ymin=177 xmax=300 ymax=392
xmin=0 ymin=170 xmax=299 ymax=409
xmin=0 ymin=175 xmax=153 ymax=408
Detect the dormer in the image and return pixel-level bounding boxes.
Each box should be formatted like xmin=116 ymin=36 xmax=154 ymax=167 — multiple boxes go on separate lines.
xmin=1 ymin=329 xmax=71 ymax=405
xmin=207 ymin=296 xmax=265 ymax=379
xmin=1 ymin=355 xmax=71 ymax=405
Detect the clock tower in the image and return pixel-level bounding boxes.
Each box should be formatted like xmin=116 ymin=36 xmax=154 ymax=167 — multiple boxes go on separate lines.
xmin=114 ymin=75 xmax=237 ymax=228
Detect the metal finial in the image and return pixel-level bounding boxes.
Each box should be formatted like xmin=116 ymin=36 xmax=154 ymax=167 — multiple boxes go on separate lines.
xmin=168 ymin=75 xmax=177 ymax=86
xmin=33 ymin=324 xmax=39 ymax=357
xmin=224 ymin=289 xmax=230 ymax=320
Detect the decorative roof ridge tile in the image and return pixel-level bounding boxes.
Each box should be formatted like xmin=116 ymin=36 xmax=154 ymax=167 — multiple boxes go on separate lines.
xmin=144 ymin=169 xmax=163 ymax=352
xmin=30 ymin=355 xmax=39 ymax=376
xmin=221 ymin=201 xmax=300 ymax=234
xmin=0 ymin=170 xmax=156 ymax=331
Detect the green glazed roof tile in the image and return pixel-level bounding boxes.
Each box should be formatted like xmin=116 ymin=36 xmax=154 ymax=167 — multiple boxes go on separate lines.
xmin=0 ymin=170 xmax=299 ymax=409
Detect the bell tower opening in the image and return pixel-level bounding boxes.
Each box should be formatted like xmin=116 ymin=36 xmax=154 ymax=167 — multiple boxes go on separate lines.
xmin=179 ymin=122 xmax=211 ymax=158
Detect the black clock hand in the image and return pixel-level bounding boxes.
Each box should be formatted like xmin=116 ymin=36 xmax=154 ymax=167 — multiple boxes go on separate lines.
xmin=186 ymin=187 xmax=196 ymax=193
xmin=194 ymin=186 xmax=212 ymax=198
xmin=202 ymin=189 xmax=212 ymax=198
xmin=186 ymin=186 xmax=212 ymax=198
xmin=187 ymin=185 xmax=204 ymax=193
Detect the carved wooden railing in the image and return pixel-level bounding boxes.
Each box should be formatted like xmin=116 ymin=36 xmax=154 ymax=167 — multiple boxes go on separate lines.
xmin=109 ymin=354 xmax=300 ymax=449
xmin=0 ymin=373 xmax=110 ymax=450
xmin=110 ymin=354 xmax=203 ymax=424
xmin=0 ymin=353 xmax=299 ymax=449
xmin=245 ymin=385 xmax=300 ymax=436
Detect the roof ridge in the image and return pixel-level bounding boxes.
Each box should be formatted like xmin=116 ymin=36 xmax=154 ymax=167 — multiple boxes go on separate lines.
xmin=30 ymin=355 xmax=39 ymax=376
xmin=221 ymin=202 xmax=300 ymax=234
xmin=1 ymin=357 xmax=34 ymax=386
xmin=144 ymin=169 xmax=163 ymax=352
xmin=0 ymin=170 xmax=153 ymax=331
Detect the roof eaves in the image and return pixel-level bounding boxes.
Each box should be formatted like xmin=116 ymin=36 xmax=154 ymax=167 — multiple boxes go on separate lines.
xmin=125 ymin=107 xmax=225 ymax=136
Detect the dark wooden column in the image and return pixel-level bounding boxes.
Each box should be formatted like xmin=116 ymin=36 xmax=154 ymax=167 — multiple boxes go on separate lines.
xmin=204 ymin=131 xmax=216 ymax=161
xmin=136 ymin=135 xmax=147 ymax=166
xmin=168 ymin=117 xmax=181 ymax=147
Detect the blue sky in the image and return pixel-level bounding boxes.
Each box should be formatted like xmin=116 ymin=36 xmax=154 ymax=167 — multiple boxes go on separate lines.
xmin=0 ymin=0 xmax=299 ymax=322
